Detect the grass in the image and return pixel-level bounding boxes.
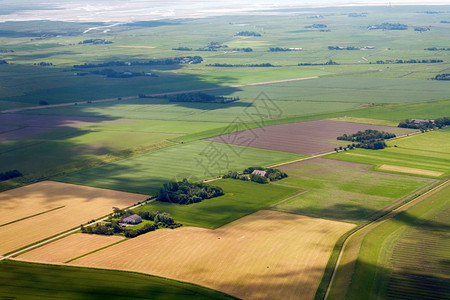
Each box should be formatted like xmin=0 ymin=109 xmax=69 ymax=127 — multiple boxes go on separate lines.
xmin=0 ymin=260 xmax=235 ymax=299
xmin=326 ymin=130 xmax=450 ymax=178
xmin=136 ymin=179 xmax=298 ymax=228
xmin=56 ymin=140 xmax=305 ymax=195
xmin=271 ymin=158 xmax=434 ymax=224
xmin=343 ymin=182 xmax=450 ymax=300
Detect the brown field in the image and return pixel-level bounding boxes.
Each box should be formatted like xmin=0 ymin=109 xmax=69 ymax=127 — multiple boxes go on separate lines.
xmin=71 ymin=210 xmax=354 ymax=300
xmin=207 ymin=120 xmax=416 ymax=155
xmin=0 ymin=181 xmax=146 ymax=255
xmin=16 ymin=233 xmax=124 ymax=263
xmin=378 ymin=164 xmax=444 ymax=177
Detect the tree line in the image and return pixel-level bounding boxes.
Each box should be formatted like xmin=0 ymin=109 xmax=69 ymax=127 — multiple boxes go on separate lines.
xmin=432 ymin=74 xmax=450 ymax=81
xmin=0 ymin=170 xmax=22 ymax=182
xmin=398 ymin=117 xmax=450 ymax=130
xmin=371 ymin=59 xmax=443 ymax=64
xmin=235 ymin=31 xmax=261 ymax=37
xmin=206 ymin=63 xmax=274 ymax=67
xmin=298 ymin=59 xmax=338 ymax=66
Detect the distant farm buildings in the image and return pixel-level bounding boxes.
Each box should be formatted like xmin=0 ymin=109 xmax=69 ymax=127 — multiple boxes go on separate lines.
xmin=252 ymin=170 xmax=268 ymax=177
xmin=121 ymin=214 xmax=142 ymax=225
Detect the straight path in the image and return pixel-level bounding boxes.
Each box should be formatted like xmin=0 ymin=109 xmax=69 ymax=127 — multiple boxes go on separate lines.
xmin=1 ymin=76 xmax=319 ymax=114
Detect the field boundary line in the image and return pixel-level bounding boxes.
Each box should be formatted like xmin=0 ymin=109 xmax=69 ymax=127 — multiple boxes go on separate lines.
xmin=323 ymin=179 xmax=449 ymax=300
xmin=64 ymin=239 xmax=128 ymax=264
xmin=0 ymin=205 xmax=65 ymax=228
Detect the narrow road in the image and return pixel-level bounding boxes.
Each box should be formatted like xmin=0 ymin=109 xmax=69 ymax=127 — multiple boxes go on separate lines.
xmin=1 ymin=76 xmax=319 ymax=114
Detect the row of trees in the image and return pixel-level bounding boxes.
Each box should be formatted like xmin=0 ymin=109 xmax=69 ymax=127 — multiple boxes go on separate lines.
xmin=372 ymin=59 xmax=443 ymax=64
xmin=78 ymin=39 xmax=112 ymax=45
xmin=398 ymin=117 xmax=450 ymax=130
xmin=89 ymin=68 xmax=158 ymax=78
xmin=157 ymin=178 xmax=224 ymax=204
xmin=0 ymin=170 xmax=22 ymax=181
xmin=367 ymin=23 xmax=408 ymax=30
xmin=73 ymin=56 xmax=203 ymax=68
xmin=298 ymin=59 xmax=338 ymax=66
xmin=168 ymin=92 xmax=239 ymax=103
xmin=424 ymin=47 xmax=450 ymax=51
xmin=235 ymin=31 xmax=261 ymax=37
xmin=432 ymin=74 xmax=450 ymax=81
xmin=269 ymin=47 xmax=303 ymax=52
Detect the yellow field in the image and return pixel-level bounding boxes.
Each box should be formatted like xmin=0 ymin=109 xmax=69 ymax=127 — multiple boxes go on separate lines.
xmin=16 ymin=234 xmax=124 ymax=263
xmin=379 ymin=164 xmax=443 ymax=177
xmin=0 ymin=181 xmax=146 ymax=255
xmin=71 ymin=210 xmax=354 ymax=300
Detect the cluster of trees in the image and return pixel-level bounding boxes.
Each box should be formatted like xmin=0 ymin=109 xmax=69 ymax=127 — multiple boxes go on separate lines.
xmin=223 ymin=167 xmax=288 ymax=184
xmin=168 ymin=92 xmax=239 ymax=103
xmin=0 ymin=170 xmax=22 ymax=181
xmin=298 ymin=59 xmax=338 ymax=66
xmin=232 ymin=48 xmax=253 ymax=52
xmin=0 ymin=60 xmax=8 ymax=65
xmin=398 ymin=117 xmax=450 ymax=130
xmin=82 ymin=208 xmax=182 ymax=238
xmin=441 ymin=21 xmax=450 ymax=24
xmin=172 ymin=46 xmax=192 ymax=51
xmin=328 ymin=46 xmax=373 ymax=50
xmin=157 ymin=178 xmax=224 ymax=204
xmin=206 ymin=63 xmax=274 ymax=67
xmin=414 ymin=27 xmax=430 ymax=32
xmin=73 ymin=56 xmax=203 ymax=68
xmin=337 ymin=129 xmax=396 ymax=150
xmin=367 ymin=23 xmax=408 ymax=30
xmin=235 ymin=31 xmax=261 ymax=37
xmin=78 ymin=39 xmax=113 ymax=45
xmin=304 ymin=24 xmax=327 ymax=28
xmin=348 ymin=12 xmax=367 ymax=17
xmin=433 ymin=73 xmax=450 ymax=81
xmin=372 ymin=59 xmax=443 ymax=64
xmin=425 ymin=47 xmax=450 ymax=51
xmin=0 ymin=49 xmax=14 ymax=53
xmin=34 ymin=62 xmax=54 ymax=66
xmin=269 ymin=47 xmax=303 ymax=52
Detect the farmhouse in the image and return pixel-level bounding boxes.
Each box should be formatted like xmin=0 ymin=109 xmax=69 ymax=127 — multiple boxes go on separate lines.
xmin=411 ymin=119 xmax=433 ymax=125
xmin=121 ymin=214 xmax=142 ymax=225
xmin=252 ymin=170 xmax=268 ymax=177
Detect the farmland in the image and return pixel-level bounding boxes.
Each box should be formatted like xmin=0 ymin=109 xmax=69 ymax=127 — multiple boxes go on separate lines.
xmin=0 ymin=181 xmax=146 ymax=255
xmin=57 ymin=141 xmax=304 ymax=195
xmin=334 ymin=181 xmax=450 ymax=300
xmin=16 ymin=234 xmax=124 ymax=264
xmin=207 ymin=120 xmax=415 ymax=155
xmin=0 ymin=260 xmax=235 ymax=300
xmin=70 ymin=210 xmax=355 ymax=300
xmin=327 ymin=130 xmax=450 ymax=177
xmin=271 ymin=158 xmax=434 ymax=223
xmin=0 ymin=3 xmax=449 ymax=299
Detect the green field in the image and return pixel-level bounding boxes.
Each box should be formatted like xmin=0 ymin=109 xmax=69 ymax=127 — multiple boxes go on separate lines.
xmin=342 ymin=182 xmax=450 ymax=300
xmin=326 ymin=130 xmax=450 ymax=178
xmin=137 ymin=179 xmax=297 ymax=228
xmin=0 ymin=260 xmax=235 ymax=299
xmin=271 ymin=158 xmax=434 ymax=224
xmin=56 ymin=141 xmax=304 ymax=195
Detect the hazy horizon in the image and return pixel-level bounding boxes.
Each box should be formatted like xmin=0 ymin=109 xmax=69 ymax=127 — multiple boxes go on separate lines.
xmin=1 ymin=0 xmax=449 ymax=22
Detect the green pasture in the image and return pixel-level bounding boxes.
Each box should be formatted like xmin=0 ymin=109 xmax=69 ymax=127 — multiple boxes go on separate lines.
xmin=137 ymin=179 xmax=297 ymax=228
xmin=341 ymin=183 xmax=450 ymax=300
xmin=272 ymin=158 xmax=433 ymax=224
xmin=326 ymin=131 xmax=450 ymax=178
xmin=0 ymin=260 xmax=235 ymax=300
xmin=56 ymin=140 xmax=304 ymax=195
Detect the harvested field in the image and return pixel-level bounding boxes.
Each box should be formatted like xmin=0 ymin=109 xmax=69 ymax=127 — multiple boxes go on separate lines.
xmin=71 ymin=210 xmax=355 ymax=300
xmin=379 ymin=165 xmax=444 ymax=177
xmin=207 ymin=120 xmax=415 ymax=155
xmin=16 ymin=234 xmax=124 ymax=264
xmin=0 ymin=181 xmax=146 ymax=255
